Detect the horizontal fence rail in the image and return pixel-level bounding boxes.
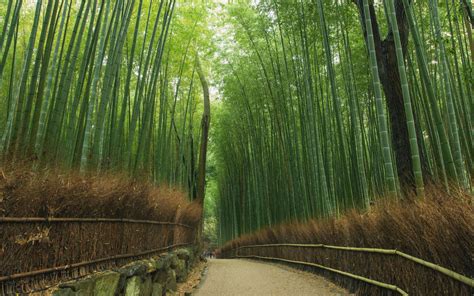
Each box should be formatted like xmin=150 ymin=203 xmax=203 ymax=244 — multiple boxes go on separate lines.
xmin=235 ymin=243 xmax=474 ymax=288
xmin=237 ymin=255 xmax=408 ymax=296
xmin=0 ymin=217 xmax=196 ymax=294
xmin=0 ymin=217 xmax=192 ymax=229
xmin=0 ymin=242 xmax=192 ymax=282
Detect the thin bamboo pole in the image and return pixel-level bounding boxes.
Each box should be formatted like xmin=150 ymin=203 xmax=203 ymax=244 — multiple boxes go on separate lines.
xmin=0 ymin=217 xmax=192 ymax=228
xmin=0 ymin=242 xmax=192 ymax=282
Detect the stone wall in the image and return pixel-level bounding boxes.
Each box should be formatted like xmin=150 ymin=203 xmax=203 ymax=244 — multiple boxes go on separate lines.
xmin=51 ymin=247 xmax=199 ymax=296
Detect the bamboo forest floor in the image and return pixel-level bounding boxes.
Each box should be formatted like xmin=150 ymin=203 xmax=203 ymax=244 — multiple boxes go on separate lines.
xmin=195 ymin=259 xmax=349 ymax=296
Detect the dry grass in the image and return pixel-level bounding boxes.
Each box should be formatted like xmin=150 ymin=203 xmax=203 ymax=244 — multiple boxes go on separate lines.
xmin=219 ymin=186 xmax=474 ymax=295
xmin=0 ymin=164 xmax=201 ymax=223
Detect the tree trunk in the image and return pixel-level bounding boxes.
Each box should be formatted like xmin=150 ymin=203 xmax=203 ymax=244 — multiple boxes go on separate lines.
xmin=355 ymin=0 xmax=426 ymax=190
xmin=195 ymin=55 xmax=210 ymax=205
xmin=194 ymin=54 xmax=210 ymax=241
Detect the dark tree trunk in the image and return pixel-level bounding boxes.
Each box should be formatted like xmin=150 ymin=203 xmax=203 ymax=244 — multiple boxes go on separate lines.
xmin=194 ymin=54 xmax=210 ymax=241
xmin=355 ymin=0 xmax=427 ymax=190
xmin=195 ymin=55 xmax=210 ymax=207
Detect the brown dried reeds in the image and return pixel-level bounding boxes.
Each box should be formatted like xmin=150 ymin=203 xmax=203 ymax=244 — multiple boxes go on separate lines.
xmin=219 ymin=186 xmax=474 ymax=295
xmin=0 ymin=164 xmax=200 ymax=222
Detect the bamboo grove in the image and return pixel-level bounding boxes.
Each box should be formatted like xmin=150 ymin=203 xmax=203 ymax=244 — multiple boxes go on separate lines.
xmin=0 ymin=1 xmax=213 ymax=195
xmin=213 ymin=1 xmax=473 ymax=242
xmin=0 ymin=0 xmax=473 ymax=246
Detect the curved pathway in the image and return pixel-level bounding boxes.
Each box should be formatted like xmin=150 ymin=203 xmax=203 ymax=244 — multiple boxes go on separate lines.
xmin=195 ymin=259 xmax=349 ymax=296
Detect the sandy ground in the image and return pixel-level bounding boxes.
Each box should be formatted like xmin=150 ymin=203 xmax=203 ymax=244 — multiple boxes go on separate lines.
xmin=194 ymin=259 xmax=349 ymax=296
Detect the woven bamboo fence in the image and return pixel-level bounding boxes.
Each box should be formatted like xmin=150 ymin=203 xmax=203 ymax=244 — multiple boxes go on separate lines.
xmin=0 ymin=217 xmax=196 ymax=294
xmin=222 ymin=243 xmax=473 ymax=295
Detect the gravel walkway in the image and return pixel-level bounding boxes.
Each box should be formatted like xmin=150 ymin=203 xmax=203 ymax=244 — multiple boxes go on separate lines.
xmin=194 ymin=259 xmax=349 ymax=296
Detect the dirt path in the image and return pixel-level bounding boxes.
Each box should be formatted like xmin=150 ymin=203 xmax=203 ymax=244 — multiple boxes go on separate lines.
xmin=194 ymin=259 xmax=349 ymax=296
